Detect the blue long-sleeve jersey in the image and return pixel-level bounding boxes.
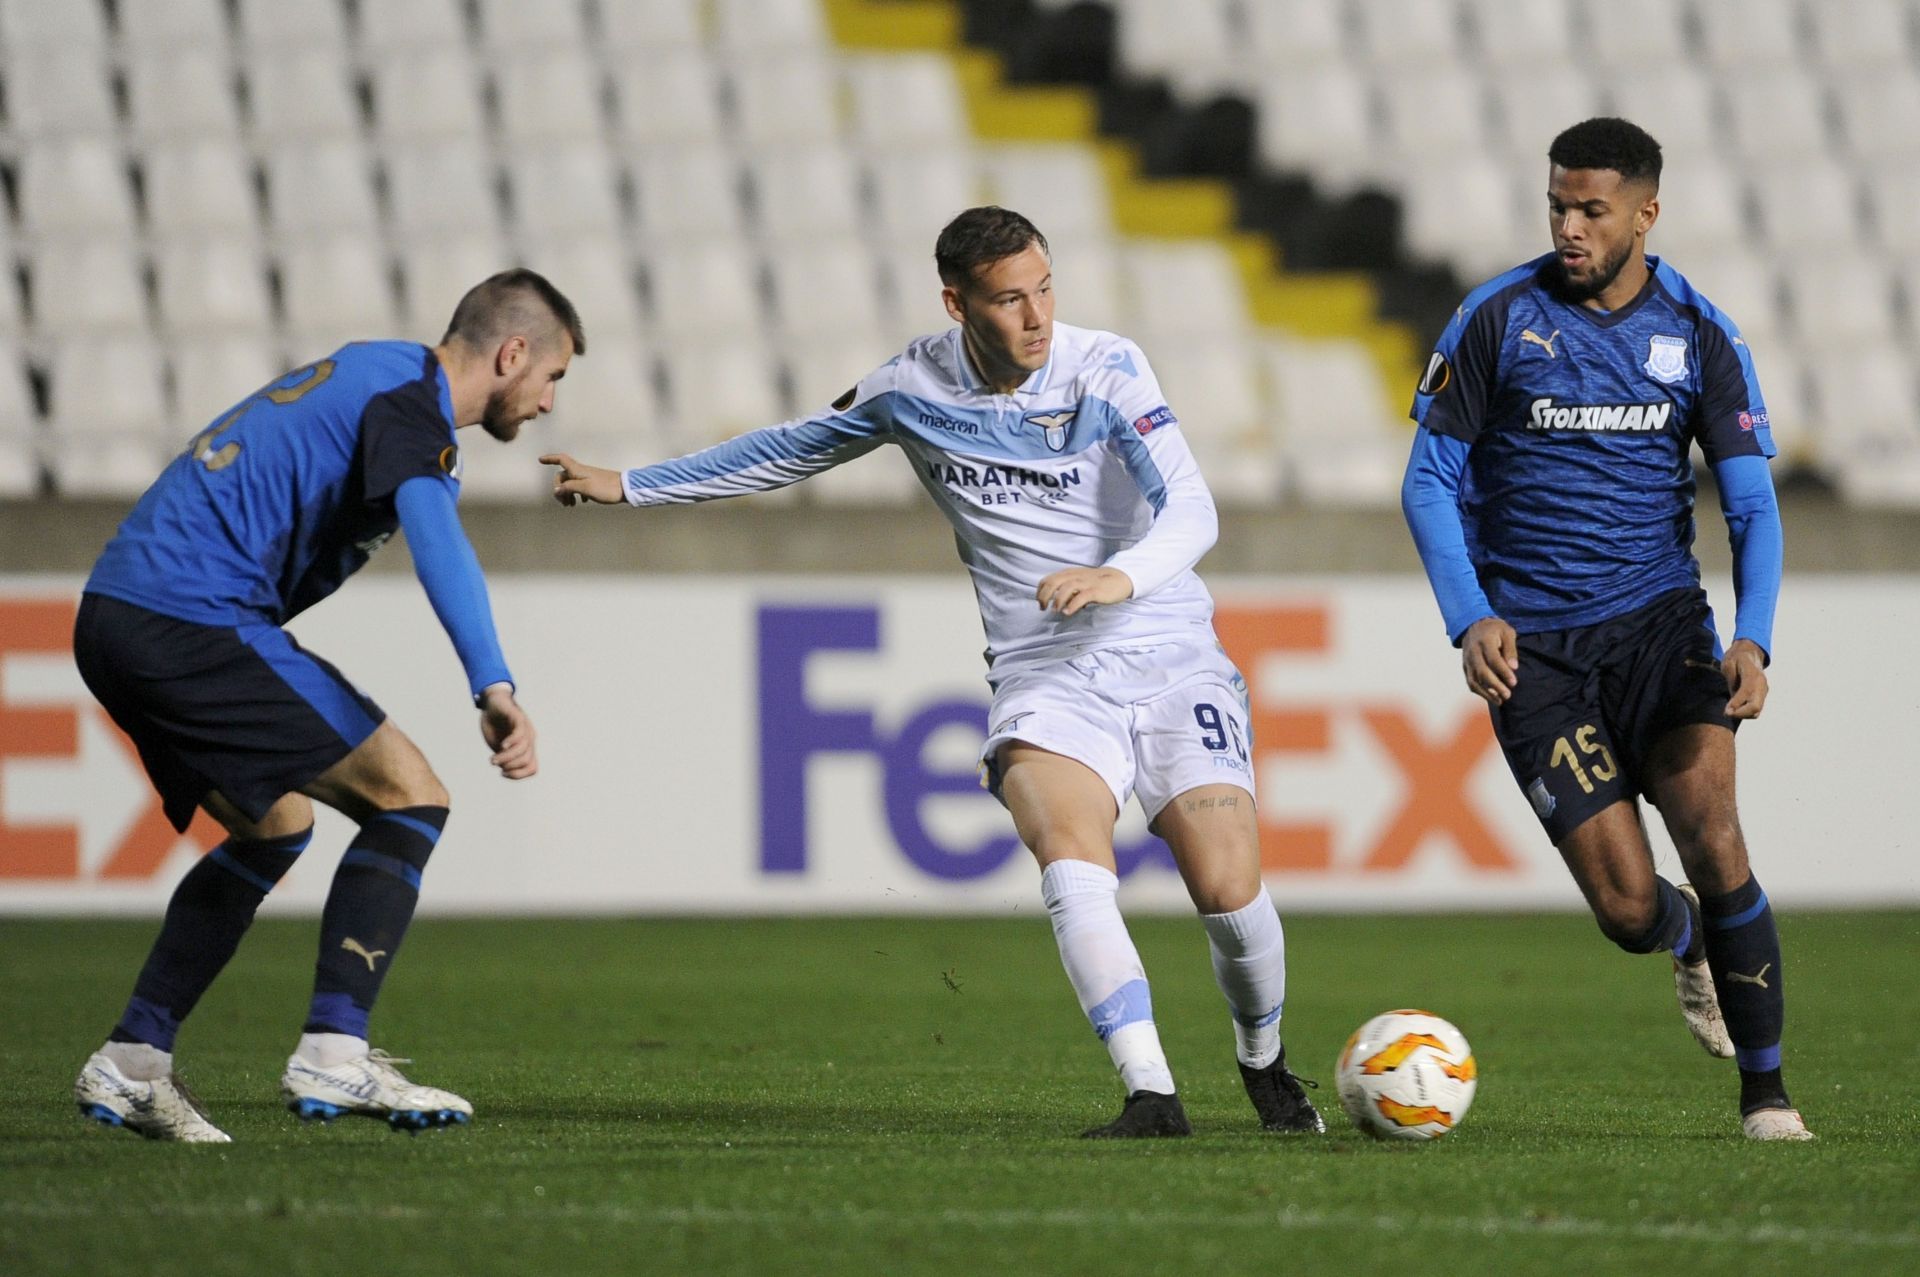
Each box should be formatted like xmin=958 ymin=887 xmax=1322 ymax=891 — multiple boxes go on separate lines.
xmin=1402 ymin=253 xmax=1783 ymax=654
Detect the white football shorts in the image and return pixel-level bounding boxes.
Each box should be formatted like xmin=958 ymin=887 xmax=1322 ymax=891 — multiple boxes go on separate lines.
xmin=979 ymin=640 xmax=1256 ymax=821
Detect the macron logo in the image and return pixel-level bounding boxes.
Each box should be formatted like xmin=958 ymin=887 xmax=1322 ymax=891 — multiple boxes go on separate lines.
xmin=1527 ymin=398 xmax=1673 ymax=434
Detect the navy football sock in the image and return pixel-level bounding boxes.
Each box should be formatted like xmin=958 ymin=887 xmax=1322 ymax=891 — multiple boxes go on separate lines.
xmin=305 ymin=807 xmax=445 ymax=1038
xmin=1612 ymin=876 xmax=1695 ymax=956
xmin=109 ymin=828 xmax=312 ymax=1050
xmin=1698 ymin=875 xmax=1791 ymax=1113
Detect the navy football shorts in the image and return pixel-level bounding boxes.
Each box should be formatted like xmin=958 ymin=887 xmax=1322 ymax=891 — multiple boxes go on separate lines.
xmin=73 ymin=593 xmax=387 ymax=832
xmin=1491 ymin=587 xmax=1737 ymax=844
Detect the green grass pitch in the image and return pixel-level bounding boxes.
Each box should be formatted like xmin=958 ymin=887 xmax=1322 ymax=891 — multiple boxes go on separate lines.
xmin=2 ymin=912 xmax=1917 ymax=1275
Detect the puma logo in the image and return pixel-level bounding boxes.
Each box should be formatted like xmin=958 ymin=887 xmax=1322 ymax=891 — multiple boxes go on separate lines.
xmin=341 ymin=937 xmax=387 ymax=971
xmin=1521 ymin=328 xmax=1561 ymax=359
xmin=1728 ymin=963 xmax=1772 ymax=989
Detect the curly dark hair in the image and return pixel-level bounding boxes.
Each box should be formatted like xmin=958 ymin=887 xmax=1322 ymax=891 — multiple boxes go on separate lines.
xmin=1548 ymin=117 xmax=1663 ymax=188
xmin=934 ymin=206 xmax=1049 ymax=288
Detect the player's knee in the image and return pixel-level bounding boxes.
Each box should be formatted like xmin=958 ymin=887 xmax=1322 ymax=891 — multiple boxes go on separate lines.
xmin=1669 ymin=811 xmax=1745 ymax=865
xmin=1591 ymin=889 xmax=1658 ymax=949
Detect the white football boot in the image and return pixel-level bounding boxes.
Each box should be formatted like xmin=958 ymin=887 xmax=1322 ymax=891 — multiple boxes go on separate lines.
xmin=1743 ymin=1107 xmax=1815 ymax=1141
xmin=74 ymin=1052 xmax=231 ymax=1143
xmin=281 ymin=1049 xmax=472 ymax=1131
xmin=1674 ymin=885 xmax=1736 ymax=1058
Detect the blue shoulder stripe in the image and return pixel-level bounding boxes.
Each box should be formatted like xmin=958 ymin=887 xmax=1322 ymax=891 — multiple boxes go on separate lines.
xmin=1093 ymin=396 xmax=1167 ymax=512
xmin=1432 ymin=255 xmax=1550 ymax=361
xmin=1652 ymin=258 xmax=1775 ymax=455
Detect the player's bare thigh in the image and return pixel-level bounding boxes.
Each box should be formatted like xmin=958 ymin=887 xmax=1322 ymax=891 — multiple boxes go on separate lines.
xmin=1554 ymin=800 xmax=1661 ymax=940
xmin=996 ymin=741 xmax=1119 ymax=872
xmin=1643 ymin=722 xmax=1749 ymax=894
xmin=1151 ymin=783 xmax=1261 ymax=915
xmin=201 ymin=720 xmax=449 ymax=839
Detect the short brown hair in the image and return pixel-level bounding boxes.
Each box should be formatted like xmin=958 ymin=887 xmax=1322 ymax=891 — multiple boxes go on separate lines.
xmin=935 ymin=206 xmax=1049 ymax=288
xmin=443 ymin=268 xmax=587 ymax=356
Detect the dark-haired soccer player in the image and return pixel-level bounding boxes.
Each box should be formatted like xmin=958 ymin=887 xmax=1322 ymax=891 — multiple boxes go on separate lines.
xmin=71 ymin=270 xmax=582 ymax=1141
xmin=542 ymin=207 xmax=1323 ymax=1139
xmin=1402 ymin=118 xmax=1808 ymax=1139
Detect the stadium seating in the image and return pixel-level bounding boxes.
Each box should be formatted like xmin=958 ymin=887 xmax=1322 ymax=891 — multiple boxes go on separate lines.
xmin=0 ymin=0 xmax=1913 ymax=506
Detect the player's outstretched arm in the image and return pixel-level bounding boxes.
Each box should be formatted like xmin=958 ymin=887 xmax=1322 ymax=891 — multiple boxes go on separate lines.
xmin=541 ymin=453 xmax=625 ymax=506
xmin=1037 ymin=566 xmax=1134 ymax=616
xmin=478 ymin=683 xmax=538 ymax=778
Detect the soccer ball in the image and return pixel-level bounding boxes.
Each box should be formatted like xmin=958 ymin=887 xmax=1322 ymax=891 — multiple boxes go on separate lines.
xmin=1335 ymin=1009 xmax=1478 ymax=1141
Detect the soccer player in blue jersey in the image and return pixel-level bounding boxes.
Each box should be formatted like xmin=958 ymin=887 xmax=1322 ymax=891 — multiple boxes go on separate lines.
xmin=70 ymin=270 xmax=582 ymax=1141
xmin=1402 ymin=118 xmax=1808 ymax=1140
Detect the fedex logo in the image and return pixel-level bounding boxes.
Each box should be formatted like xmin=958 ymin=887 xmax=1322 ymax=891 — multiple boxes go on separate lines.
xmin=757 ymin=602 xmax=1521 ymax=883
xmin=0 ymin=598 xmax=223 ymax=880
xmin=757 ymin=607 xmax=1170 ymax=881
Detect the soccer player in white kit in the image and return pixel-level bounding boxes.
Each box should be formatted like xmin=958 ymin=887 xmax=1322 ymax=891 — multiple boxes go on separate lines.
xmin=542 ymin=208 xmax=1323 ymax=1137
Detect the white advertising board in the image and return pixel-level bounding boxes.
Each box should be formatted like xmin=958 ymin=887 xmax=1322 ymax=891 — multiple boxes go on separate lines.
xmin=1 ymin=575 xmax=1913 ymax=914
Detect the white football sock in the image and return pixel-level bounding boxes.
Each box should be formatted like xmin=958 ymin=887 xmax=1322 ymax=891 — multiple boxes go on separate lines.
xmin=296 ymin=1031 xmax=370 ymax=1068
xmin=1201 ymin=886 xmax=1287 ymax=1069
xmin=101 ymin=1039 xmax=171 ymax=1082
xmin=1041 ymin=858 xmax=1177 ymax=1095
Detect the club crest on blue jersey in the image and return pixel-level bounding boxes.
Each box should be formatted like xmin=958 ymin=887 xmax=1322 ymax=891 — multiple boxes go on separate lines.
xmin=1644 ymin=334 xmax=1688 ymax=384
xmin=1025 ymin=409 xmax=1077 ymax=452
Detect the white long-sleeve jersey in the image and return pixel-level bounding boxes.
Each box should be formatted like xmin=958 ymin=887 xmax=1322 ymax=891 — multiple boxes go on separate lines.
xmin=621 ymin=322 xmax=1221 ymax=674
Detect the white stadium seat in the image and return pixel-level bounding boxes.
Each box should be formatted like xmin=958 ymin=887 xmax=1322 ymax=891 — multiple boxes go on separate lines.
xmin=1585 ymin=0 xmax=1690 ymax=70
xmin=0 ymin=258 xmax=21 ymax=337
xmin=543 ymin=340 xmax=660 ymax=441
xmin=0 ymin=0 xmax=109 ymax=50
xmin=235 ymin=0 xmax=350 ymax=52
xmin=1721 ymin=68 xmax=1834 ymax=161
xmin=711 ymin=0 xmax=825 ymax=50
xmin=1671 ymin=247 xmax=1784 ymax=351
xmin=46 ymin=433 xmax=176 ymax=499
xmin=1647 ymin=156 xmax=1752 ymax=263
xmin=1602 ymin=65 xmax=1721 ymax=160
xmin=1754 ymin=156 xmax=1867 ymax=255
xmin=1 ymin=50 xmax=117 ymax=140
xmin=1782 ymin=251 xmax=1901 ymax=351
xmin=493 ymin=50 xmax=609 ymax=145
xmin=1834 ymin=71 xmax=1920 ymax=164
xmin=750 ymin=144 xmax=866 ymax=244
xmin=16 ymin=138 xmax=137 ymax=242
xmin=27 ymin=241 xmax=150 ymax=336
xmin=1116 ymin=241 xmax=1248 ymax=341
xmin=509 ymin=143 xmax=627 ymax=243
xmin=368 ymin=49 xmax=487 ymax=142
xmin=1111 ymin=0 xmax=1235 ymax=83
xmin=43 ymin=335 xmax=171 ymax=437
xmin=610 ymin=49 xmax=726 ymax=144
xmin=1241 ymin=0 xmax=1351 ymax=65
xmin=473 ymin=0 xmax=590 ymax=53
xmin=1805 ymin=0 xmax=1918 ymax=73
xmin=143 ymin=141 xmax=262 ymax=243
xmin=843 ymin=54 xmax=969 ymax=147
xmin=245 ymin=49 xmax=363 ymax=142
xmin=1266 ymin=339 xmax=1407 ymax=507
xmin=1692 ymin=0 xmax=1803 ymax=70
xmin=1352 ymin=0 xmax=1467 ymax=68
xmin=155 ymin=240 xmax=275 ymax=335
xmin=116 ymin=0 xmax=232 ymax=51
xmin=643 ymin=238 xmax=765 ymax=338
xmin=353 ymin=0 xmax=468 ymax=52
xmin=125 ymin=51 xmax=244 ymax=143
xmin=875 ymin=242 xmax=957 ymax=346
xmin=262 ymin=139 xmax=380 ymax=240
xmin=278 ymin=236 xmax=399 ymax=346
xmin=630 ymin=145 xmax=745 ymax=242
xmin=864 ymin=148 xmax=984 ymax=246
xmin=727 ymin=52 xmax=843 ymax=146
xmin=1465 ymin=0 xmax=1577 ymax=68
xmin=658 ymin=338 xmax=787 ymax=445
xmin=766 ymin=239 xmax=888 ymax=340
xmin=1255 ymin=66 xmax=1377 ymax=190
xmin=1487 ymin=65 xmax=1606 ymax=158
xmin=980 ymin=145 xmax=1114 ymax=238
xmin=384 ymin=141 xmax=506 ymax=244
xmin=1375 ymin=66 xmax=1493 ymax=161
xmin=596 ymin=0 xmax=704 ymax=52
